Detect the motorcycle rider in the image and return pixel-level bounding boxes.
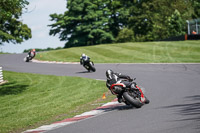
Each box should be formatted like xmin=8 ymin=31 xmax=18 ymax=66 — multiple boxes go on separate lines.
xmin=80 ymin=53 xmax=90 ymax=66
xmin=106 ymin=69 xmax=138 ymax=103
xmin=28 ymin=49 xmax=36 ymax=59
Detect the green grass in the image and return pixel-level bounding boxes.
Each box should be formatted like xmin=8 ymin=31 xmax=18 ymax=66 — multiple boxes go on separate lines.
xmin=0 ymin=71 xmax=114 ymax=133
xmin=0 ymin=52 xmax=9 ymax=54
xmin=35 ymin=40 xmax=200 ymax=63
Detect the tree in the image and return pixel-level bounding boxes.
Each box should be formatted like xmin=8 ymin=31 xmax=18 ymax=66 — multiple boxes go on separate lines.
xmin=128 ymin=0 xmax=193 ymax=41
xmin=49 ymin=0 xmax=199 ymax=46
xmin=0 ymin=0 xmax=32 ymax=45
xmin=115 ymin=28 xmax=134 ymax=43
xmin=166 ymin=9 xmax=186 ymax=37
xmin=49 ymin=0 xmax=114 ymax=48
xmin=106 ymin=0 xmax=132 ymax=38
xmin=191 ymin=0 xmax=200 ymax=18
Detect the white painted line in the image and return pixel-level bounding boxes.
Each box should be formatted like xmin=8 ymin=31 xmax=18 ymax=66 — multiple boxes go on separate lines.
xmin=32 ymin=59 xmax=79 ymax=64
xmin=32 ymin=59 xmax=200 ymax=65
xmin=102 ymin=101 xmax=119 ymax=106
xmin=95 ymin=79 xmax=106 ymax=81
xmin=75 ymin=110 xmax=104 ymax=118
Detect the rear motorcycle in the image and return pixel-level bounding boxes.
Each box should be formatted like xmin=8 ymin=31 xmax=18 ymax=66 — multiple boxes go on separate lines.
xmin=109 ymin=79 xmax=149 ymax=108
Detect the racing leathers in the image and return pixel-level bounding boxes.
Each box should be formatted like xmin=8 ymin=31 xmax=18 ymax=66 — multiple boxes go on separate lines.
xmin=28 ymin=50 xmax=36 ymax=59
xmin=80 ymin=54 xmax=90 ymax=67
xmin=106 ymin=71 xmax=137 ymax=103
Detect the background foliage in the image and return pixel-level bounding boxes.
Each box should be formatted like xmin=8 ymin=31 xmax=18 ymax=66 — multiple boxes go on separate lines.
xmin=1 ymin=0 xmax=199 ymax=48
xmin=0 ymin=0 xmax=31 ymax=45
xmin=23 ymin=47 xmax=63 ymax=53
xmin=49 ymin=0 xmax=200 ymax=48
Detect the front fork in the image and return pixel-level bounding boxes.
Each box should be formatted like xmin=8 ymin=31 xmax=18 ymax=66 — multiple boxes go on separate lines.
xmin=136 ymin=85 xmax=146 ymax=103
xmin=125 ymin=86 xmax=145 ymax=103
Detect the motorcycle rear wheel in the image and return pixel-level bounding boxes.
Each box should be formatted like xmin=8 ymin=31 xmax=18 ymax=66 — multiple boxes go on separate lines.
xmin=24 ymin=57 xmax=29 ymax=62
xmin=123 ymin=92 xmax=143 ymax=108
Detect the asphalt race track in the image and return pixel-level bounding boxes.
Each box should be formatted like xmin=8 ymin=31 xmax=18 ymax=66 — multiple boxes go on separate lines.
xmin=1 ymin=54 xmax=200 ymax=133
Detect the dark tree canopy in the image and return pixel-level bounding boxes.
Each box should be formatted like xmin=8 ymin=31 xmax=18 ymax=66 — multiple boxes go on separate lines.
xmin=49 ymin=0 xmax=200 ymax=47
xmin=49 ymin=0 xmax=114 ymax=48
xmin=0 ymin=0 xmax=32 ymax=45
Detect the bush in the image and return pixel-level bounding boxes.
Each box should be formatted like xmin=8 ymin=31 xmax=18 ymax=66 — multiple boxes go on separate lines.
xmin=115 ymin=28 xmax=135 ymax=43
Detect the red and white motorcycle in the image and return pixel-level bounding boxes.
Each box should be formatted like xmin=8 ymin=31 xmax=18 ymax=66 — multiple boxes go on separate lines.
xmin=109 ymin=78 xmax=150 ymax=108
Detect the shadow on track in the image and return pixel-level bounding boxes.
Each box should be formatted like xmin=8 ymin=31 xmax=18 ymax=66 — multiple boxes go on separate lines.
xmin=160 ymin=95 xmax=200 ymax=129
xmin=76 ymin=71 xmax=94 ymax=74
xmin=95 ymin=104 xmax=138 ymax=113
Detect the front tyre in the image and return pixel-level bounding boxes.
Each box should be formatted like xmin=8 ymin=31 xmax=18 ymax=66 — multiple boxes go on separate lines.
xmin=24 ymin=57 xmax=29 ymax=62
xmin=144 ymin=95 xmax=150 ymax=104
xmin=123 ymin=92 xmax=143 ymax=108
xmin=89 ymin=62 xmax=96 ymax=72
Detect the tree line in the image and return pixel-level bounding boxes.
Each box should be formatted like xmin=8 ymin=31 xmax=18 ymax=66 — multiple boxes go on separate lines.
xmin=0 ymin=0 xmax=200 ymax=48
xmin=23 ymin=47 xmax=63 ymax=53
xmin=49 ymin=0 xmax=200 ymax=48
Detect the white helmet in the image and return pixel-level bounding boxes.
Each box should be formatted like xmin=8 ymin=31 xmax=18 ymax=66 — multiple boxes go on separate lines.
xmin=82 ymin=53 xmax=86 ymax=57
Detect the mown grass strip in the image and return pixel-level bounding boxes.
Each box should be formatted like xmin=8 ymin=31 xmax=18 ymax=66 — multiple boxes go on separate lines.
xmin=0 ymin=71 xmax=114 ymax=133
xmin=35 ymin=41 xmax=200 ymax=63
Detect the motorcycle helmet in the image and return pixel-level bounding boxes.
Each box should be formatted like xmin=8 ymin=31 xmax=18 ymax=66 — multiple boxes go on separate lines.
xmin=106 ymin=69 xmax=113 ymax=80
xmin=82 ymin=53 xmax=86 ymax=57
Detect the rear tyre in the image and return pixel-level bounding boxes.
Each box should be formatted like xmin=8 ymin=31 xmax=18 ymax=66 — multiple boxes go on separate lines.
xmin=123 ymin=92 xmax=143 ymax=108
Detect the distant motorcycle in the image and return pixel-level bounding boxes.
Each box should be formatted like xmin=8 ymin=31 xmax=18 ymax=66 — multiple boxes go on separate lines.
xmin=108 ymin=78 xmax=149 ymax=108
xmin=80 ymin=54 xmax=96 ymax=72
xmin=24 ymin=49 xmax=36 ymax=62
xmin=24 ymin=54 xmax=33 ymax=62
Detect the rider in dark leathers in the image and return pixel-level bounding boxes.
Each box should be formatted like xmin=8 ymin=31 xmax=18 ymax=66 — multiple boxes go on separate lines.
xmin=106 ymin=69 xmax=137 ymax=103
xmin=80 ymin=53 xmax=90 ymax=66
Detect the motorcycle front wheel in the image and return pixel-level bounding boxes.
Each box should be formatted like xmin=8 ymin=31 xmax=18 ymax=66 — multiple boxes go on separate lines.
xmin=89 ymin=62 xmax=96 ymax=72
xmin=123 ymin=92 xmax=143 ymax=108
xmin=24 ymin=57 xmax=29 ymax=62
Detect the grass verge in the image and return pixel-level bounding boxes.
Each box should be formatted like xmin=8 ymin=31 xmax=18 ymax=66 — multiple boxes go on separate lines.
xmin=0 ymin=71 xmax=114 ymax=133
xmin=35 ymin=40 xmax=200 ymax=63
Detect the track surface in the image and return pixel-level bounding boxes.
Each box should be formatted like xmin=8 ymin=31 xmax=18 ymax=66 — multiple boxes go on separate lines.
xmin=1 ymin=54 xmax=200 ymax=133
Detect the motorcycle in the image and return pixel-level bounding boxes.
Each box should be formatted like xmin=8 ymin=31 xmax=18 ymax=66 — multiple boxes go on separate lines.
xmin=81 ymin=59 xmax=96 ymax=72
xmin=24 ymin=52 xmax=35 ymax=62
xmin=109 ymin=78 xmax=149 ymax=108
